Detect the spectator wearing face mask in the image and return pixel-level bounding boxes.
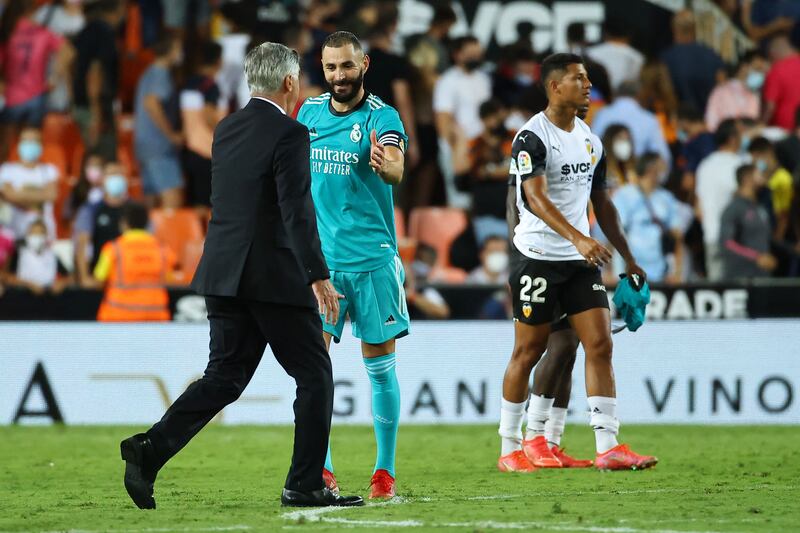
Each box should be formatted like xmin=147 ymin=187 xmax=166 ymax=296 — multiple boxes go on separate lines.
xmin=613 ymin=153 xmax=687 ymax=283
xmin=72 ymin=161 xmax=129 ymax=287
xmin=748 ymin=136 xmax=794 ymax=240
xmin=0 ymin=126 xmax=58 ymax=240
xmin=2 ymin=218 xmax=71 ymax=295
xmin=705 ymin=51 xmax=768 ymax=132
xmin=601 ymin=124 xmax=636 ymax=190
xmin=406 ymin=243 xmax=450 ymax=319
xmin=591 ymin=81 xmax=672 ymax=171
xmin=467 ymin=236 xmax=509 ymax=285
xmin=453 ymin=99 xmax=514 ymax=245
xmin=720 ymin=164 xmax=777 ymax=279
xmin=434 ymin=35 xmax=492 ymax=208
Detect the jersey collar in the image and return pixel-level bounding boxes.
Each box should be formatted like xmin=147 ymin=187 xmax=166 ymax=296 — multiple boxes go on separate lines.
xmin=328 ymin=91 xmax=370 ymax=117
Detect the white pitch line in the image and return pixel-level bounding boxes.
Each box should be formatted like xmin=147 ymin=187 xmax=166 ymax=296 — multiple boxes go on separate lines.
xmin=281 ymin=496 xmax=411 ymax=523
xmin=11 ymin=527 xmax=253 ymax=533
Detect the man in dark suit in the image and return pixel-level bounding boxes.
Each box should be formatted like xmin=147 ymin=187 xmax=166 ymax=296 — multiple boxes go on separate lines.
xmin=120 ymin=42 xmax=363 ymax=509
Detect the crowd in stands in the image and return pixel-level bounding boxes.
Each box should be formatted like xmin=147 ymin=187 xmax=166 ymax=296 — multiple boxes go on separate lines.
xmin=1 ymin=0 xmax=800 ymax=317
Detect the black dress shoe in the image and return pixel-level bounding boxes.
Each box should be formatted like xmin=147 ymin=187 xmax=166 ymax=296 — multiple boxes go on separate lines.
xmin=120 ymin=433 xmax=159 ymax=510
xmin=281 ymin=487 xmax=364 ymax=507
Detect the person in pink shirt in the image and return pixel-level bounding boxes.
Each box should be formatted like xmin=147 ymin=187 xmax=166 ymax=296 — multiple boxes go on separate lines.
xmin=705 ymin=51 xmax=768 ymax=132
xmin=0 ymin=0 xmax=74 ymax=157
xmin=763 ymin=33 xmax=800 ymax=130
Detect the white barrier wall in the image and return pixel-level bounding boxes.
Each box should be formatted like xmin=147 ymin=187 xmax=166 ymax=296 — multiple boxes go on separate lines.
xmin=2 ymin=321 xmax=799 ymax=425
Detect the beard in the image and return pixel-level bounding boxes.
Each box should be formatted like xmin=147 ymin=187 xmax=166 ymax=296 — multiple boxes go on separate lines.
xmin=326 ymin=70 xmax=365 ymax=103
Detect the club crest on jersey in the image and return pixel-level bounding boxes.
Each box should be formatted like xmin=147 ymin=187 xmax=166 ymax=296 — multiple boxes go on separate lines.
xmin=517 ymin=151 xmax=533 ymax=174
xmin=585 ymin=138 xmax=597 ymax=165
xmin=350 ymin=123 xmax=362 ymax=143
xmin=522 ymin=302 xmax=532 ymax=318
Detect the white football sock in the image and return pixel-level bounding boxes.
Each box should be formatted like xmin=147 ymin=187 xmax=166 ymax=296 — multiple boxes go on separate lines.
xmin=525 ymin=395 xmax=554 ymax=440
xmin=498 ymin=398 xmax=526 ymax=456
xmin=588 ymin=396 xmax=620 ymax=453
xmin=545 ymin=407 xmax=568 ymax=447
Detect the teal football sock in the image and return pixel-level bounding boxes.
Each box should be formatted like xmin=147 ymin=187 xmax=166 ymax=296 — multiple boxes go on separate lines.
xmin=324 ymin=443 xmax=334 ymax=473
xmin=364 ymin=353 xmax=400 ymax=477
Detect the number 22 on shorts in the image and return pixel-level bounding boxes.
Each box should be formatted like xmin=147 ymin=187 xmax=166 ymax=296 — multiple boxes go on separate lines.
xmin=519 ymin=275 xmax=547 ymax=318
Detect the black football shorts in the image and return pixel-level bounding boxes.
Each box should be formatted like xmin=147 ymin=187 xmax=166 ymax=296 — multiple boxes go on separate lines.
xmin=509 ymin=248 xmax=610 ymax=326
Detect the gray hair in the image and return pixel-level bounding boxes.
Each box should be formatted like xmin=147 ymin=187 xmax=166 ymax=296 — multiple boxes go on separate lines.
xmin=245 ymin=42 xmax=300 ymax=95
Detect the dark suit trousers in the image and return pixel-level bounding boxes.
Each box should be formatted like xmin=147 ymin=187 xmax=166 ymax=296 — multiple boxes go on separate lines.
xmin=147 ymin=295 xmax=333 ymax=492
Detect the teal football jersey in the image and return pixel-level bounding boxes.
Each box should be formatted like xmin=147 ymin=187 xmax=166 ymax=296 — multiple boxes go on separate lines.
xmin=297 ymin=92 xmax=408 ymax=272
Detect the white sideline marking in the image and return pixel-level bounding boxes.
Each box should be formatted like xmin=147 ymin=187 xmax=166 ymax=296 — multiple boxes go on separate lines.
xmin=19 ymin=527 xmax=253 ymax=533
xmin=281 ymin=496 xmax=410 ymax=523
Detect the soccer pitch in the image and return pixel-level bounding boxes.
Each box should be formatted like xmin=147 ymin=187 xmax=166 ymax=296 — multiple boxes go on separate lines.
xmin=1 ymin=425 xmax=798 ymax=532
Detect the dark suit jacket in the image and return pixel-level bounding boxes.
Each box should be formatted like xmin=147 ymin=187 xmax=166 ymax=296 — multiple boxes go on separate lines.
xmin=191 ymin=98 xmax=329 ymax=309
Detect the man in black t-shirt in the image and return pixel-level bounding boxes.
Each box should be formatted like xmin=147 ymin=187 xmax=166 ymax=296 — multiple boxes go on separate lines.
xmin=72 ymin=0 xmax=125 ymax=161
xmin=364 ymin=12 xmax=419 ymax=168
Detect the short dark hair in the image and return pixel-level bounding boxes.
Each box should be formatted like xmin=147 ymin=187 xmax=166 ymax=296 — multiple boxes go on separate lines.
xmin=677 ymin=103 xmax=703 ymax=123
xmin=199 ymin=40 xmax=223 ymax=66
xmin=636 ymin=152 xmax=662 ymax=177
xmin=452 ymin=35 xmax=480 ymax=54
xmin=747 ymin=136 xmax=773 ymax=154
xmin=714 ymin=118 xmax=739 ymax=147
xmin=28 ymin=218 xmax=47 ymax=232
xmin=479 ymin=99 xmax=504 ymax=119
xmin=540 ymin=53 xmax=584 ymax=87
xmin=87 ymin=0 xmax=123 ymax=17
xmin=432 ymin=5 xmax=457 ymax=25
xmin=481 ymin=235 xmax=507 ymax=250
xmin=736 ymin=163 xmax=756 ymax=187
xmin=152 ymin=35 xmax=177 ymax=57
xmin=122 ymin=202 xmax=149 ymax=230
xmin=322 ymin=31 xmax=363 ymax=53
xmin=566 ymin=22 xmax=585 ymax=44
xmin=603 ymin=18 xmax=629 ymax=39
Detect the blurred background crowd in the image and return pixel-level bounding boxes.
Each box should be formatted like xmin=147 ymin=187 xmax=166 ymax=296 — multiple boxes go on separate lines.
xmin=1 ymin=0 xmax=799 ymax=320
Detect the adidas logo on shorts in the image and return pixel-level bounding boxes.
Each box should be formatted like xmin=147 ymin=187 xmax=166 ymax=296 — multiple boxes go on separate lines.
xmin=384 ymin=314 xmax=397 ymax=326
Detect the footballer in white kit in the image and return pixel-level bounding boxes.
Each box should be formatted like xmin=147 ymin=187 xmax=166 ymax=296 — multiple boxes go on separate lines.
xmin=497 ymin=53 xmax=657 ymax=473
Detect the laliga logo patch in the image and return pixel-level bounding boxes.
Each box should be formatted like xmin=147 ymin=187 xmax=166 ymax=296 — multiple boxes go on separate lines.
xmin=517 ymin=151 xmax=533 ymax=174
xmin=522 ymin=302 xmax=532 ymax=318
xmin=350 ymin=123 xmax=362 ymax=143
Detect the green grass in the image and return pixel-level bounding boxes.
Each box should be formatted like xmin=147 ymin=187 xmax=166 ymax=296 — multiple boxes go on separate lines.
xmin=0 ymin=425 xmax=798 ymax=532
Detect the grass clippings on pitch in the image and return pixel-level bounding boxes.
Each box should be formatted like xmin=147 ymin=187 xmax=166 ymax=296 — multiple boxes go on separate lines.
xmin=1 ymin=425 xmax=798 ymax=532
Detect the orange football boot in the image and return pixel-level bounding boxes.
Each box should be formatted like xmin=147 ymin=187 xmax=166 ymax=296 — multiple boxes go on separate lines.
xmin=595 ymin=444 xmax=658 ymax=471
xmin=369 ymin=469 xmax=396 ymax=499
xmin=522 ymin=436 xmax=562 ymax=468
xmin=497 ymin=450 xmax=537 ymax=473
xmin=551 ymin=446 xmax=593 ymax=468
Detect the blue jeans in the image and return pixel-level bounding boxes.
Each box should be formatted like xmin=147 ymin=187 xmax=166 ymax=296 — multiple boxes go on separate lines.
xmin=2 ymin=94 xmax=47 ymax=127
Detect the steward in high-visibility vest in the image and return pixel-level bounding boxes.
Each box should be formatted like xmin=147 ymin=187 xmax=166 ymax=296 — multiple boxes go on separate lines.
xmin=94 ymin=203 xmax=176 ymax=321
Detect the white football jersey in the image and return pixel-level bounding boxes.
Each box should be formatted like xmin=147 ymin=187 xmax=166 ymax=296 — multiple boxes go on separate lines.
xmin=509 ymin=112 xmax=607 ymax=261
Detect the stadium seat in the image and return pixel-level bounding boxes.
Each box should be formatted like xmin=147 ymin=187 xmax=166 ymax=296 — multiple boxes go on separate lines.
xmin=150 ymin=208 xmax=204 ymax=262
xmin=408 ymin=207 xmax=468 ymax=268
xmin=41 ymin=113 xmax=84 ymax=178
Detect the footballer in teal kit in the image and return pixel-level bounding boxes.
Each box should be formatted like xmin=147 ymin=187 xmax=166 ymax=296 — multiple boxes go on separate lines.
xmin=296 ymin=31 xmax=408 ymax=500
